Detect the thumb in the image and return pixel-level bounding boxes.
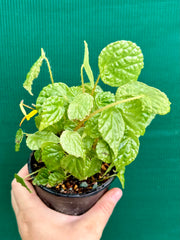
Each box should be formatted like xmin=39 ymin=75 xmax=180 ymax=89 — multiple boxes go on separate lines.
xmin=83 ymin=188 xmax=122 ymax=233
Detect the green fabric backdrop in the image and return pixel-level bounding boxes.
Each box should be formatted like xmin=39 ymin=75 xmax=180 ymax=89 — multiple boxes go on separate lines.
xmin=0 ymin=0 xmax=179 ymax=239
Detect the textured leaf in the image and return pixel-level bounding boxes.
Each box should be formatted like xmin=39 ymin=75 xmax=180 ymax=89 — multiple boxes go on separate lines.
xmin=82 ymin=136 xmax=94 ymax=152
xmin=83 ymin=41 xmax=94 ymax=87
xmin=98 ymin=41 xmax=144 ymax=87
xmin=34 ymin=150 xmax=41 ymax=162
xmin=26 ymin=131 xmax=59 ymax=150
xmin=68 ymin=93 xmax=93 ymax=121
xmin=117 ymin=166 xmax=125 ymax=189
xmin=96 ymin=139 xmax=112 ymax=163
xmin=48 ymin=170 xmax=66 ymax=186
xmin=86 ymin=156 xmax=102 ymax=177
xmin=23 ymin=53 xmax=44 ymax=95
xmin=14 ymin=174 xmax=32 ymax=193
xmin=113 ymin=130 xmax=140 ymax=169
xmin=15 ymin=128 xmax=24 ymax=152
xmin=39 ymin=96 xmax=65 ymax=131
xmin=33 ymin=168 xmax=49 ymax=186
xmin=85 ymin=114 xmax=101 ymax=138
xmin=60 ymin=155 xmax=101 ymax=180
xmin=60 ymin=130 xmax=85 ymax=158
xmin=95 ymin=91 xmax=115 ymax=108
xmin=98 ymin=108 xmax=125 ymax=156
xmin=116 ymin=82 xmax=171 ymax=115
xmin=41 ymin=143 xmax=64 ymax=171
xmin=36 ymin=83 xmax=74 ymax=111
xmin=117 ymin=99 xmax=155 ymax=136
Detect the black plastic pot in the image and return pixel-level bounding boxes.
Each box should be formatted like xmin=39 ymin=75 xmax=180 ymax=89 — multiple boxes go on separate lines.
xmin=28 ymin=153 xmax=115 ymax=216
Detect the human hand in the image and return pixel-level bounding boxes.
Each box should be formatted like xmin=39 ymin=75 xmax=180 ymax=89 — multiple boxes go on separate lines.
xmin=11 ymin=165 xmax=122 ymax=240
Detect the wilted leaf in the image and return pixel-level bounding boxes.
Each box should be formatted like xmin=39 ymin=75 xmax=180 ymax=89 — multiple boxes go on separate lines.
xmin=15 ymin=128 xmax=24 ymax=152
xmin=23 ymin=54 xmax=44 ymax=95
xmin=83 ymin=41 xmax=94 ymax=88
xmin=14 ymin=174 xmax=32 ymax=193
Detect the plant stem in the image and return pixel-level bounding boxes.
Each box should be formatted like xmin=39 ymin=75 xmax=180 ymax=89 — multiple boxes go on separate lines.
xmin=23 ymin=169 xmax=41 ymax=180
xmin=81 ymin=64 xmax=85 ymax=93
xmin=97 ymin=173 xmax=117 ymax=182
xmin=44 ymin=56 xmax=54 ymax=84
xmin=91 ymin=74 xmax=101 ymax=96
xmin=74 ymin=95 xmax=144 ymax=131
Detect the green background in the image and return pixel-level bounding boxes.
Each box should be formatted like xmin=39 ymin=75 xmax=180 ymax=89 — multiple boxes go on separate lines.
xmin=0 ymin=0 xmax=179 ymax=239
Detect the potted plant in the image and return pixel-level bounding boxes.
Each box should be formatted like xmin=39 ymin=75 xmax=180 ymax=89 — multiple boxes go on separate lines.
xmin=14 ymin=40 xmax=171 ymax=215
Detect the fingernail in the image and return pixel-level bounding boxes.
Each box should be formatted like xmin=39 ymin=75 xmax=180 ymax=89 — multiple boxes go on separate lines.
xmin=112 ymin=189 xmax=122 ymax=202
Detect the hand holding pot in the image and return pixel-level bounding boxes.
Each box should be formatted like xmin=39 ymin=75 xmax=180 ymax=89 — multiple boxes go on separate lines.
xmin=11 ymin=165 xmax=122 ymax=240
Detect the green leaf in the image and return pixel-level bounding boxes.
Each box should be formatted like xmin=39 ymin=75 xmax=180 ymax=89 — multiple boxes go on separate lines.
xmin=48 ymin=170 xmax=66 ymax=186
xmin=15 ymin=128 xmax=24 ymax=152
xmin=23 ymin=51 xmax=44 ymax=95
xmin=39 ymin=96 xmax=65 ymax=131
xmin=83 ymin=41 xmax=94 ymax=88
xmin=86 ymin=156 xmax=102 ymax=178
xmin=67 ymin=93 xmax=93 ymax=121
xmin=117 ymin=99 xmax=155 ymax=136
xmin=98 ymin=41 xmax=144 ymax=87
xmin=41 ymin=143 xmax=64 ymax=171
xmin=34 ymin=150 xmax=41 ymax=162
xmin=33 ymin=168 xmax=50 ymax=186
xmin=96 ymin=139 xmax=113 ymax=163
xmin=85 ymin=114 xmax=101 ymax=138
xmin=60 ymin=130 xmax=85 ymax=159
xmin=98 ymin=108 xmax=125 ymax=157
xmin=82 ymin=136 xmax=94 ymax=152
xmin=95 ymin=91 xmax=115 ymax=108
xmin=114 ymin=130 xmax=139 ymax=169
xmin=60 ymin=155 xmax=101 ymax=180
xmin=117 ymin=166 xmax=125 ymax=189
xmin=26 ymin=131 xmax=59 ymax=150
xmin=116 ymin=82 xmax=171 ymax=115
xmin=14 ymin=174 xmax=32 ymax=193
xmin=36 ymin=83 xmax=74 ymax=111
xmin=64 ymin=120 xmax=78 ymax=131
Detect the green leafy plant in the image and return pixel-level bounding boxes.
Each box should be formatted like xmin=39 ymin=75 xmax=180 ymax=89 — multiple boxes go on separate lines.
xmin=14 ymin=40 xmax=171 ymax=190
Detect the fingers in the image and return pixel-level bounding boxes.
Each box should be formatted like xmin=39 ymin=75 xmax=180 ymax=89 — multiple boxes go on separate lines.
xmin=83 ymin=188 xmax=122 ymax=234
xmin=11 ymin=164 xmax=46 ymax=212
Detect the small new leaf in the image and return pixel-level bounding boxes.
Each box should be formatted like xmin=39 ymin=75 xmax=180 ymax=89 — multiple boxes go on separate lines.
xmin=15 ymin=128 xmax=24 ymax=152
xmin=14 ymin=174 xmax=32 ymax=193
xmin=83 ymin=41 xmax=94 ymax=88
xmin=23 ymin=52 xmax=44 ymax=95
xmin=60 ymin=130 xmax=85 ymax=159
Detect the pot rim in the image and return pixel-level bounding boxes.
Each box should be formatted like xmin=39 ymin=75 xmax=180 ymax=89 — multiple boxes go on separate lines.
xmin=28 ymin=152 xmax=115 ymax=198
